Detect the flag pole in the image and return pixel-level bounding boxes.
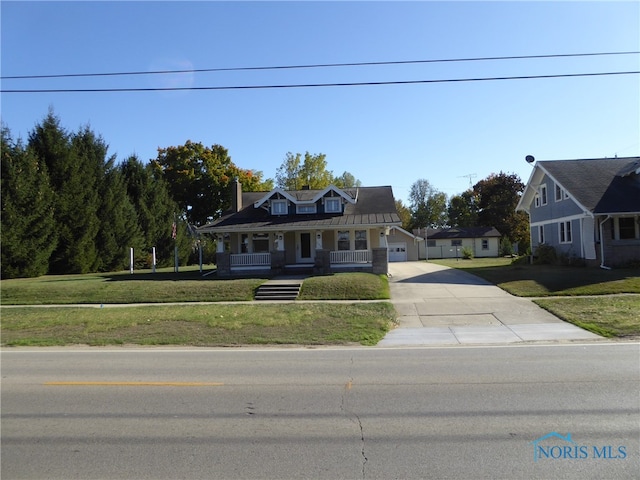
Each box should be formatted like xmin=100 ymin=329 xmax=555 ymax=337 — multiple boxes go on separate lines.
xmin=173 ymin=214 xmax=179 ymax=273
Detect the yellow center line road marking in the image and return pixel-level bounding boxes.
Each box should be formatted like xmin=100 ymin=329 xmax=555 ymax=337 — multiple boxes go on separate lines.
xmin=45 ymin=382 xmax=224 ymax=387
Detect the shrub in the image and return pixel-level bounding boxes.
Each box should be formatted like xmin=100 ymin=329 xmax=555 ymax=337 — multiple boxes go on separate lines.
xmin=535 ymin=244 xmax=557 ymax=264
xmin=499 ymin=237 xmax=513 ymax=256
xmin=461 ymin=247 xmax=474 ymax=259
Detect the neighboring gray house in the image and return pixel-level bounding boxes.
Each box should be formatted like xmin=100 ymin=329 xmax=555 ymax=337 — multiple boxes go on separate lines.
xmin=516 ymin=157 xmax=640 ymax=267
xmin=197 ymin=180 xmax=401 ymax=276
xmin=413 ymin=226 xmax=502 ymax=259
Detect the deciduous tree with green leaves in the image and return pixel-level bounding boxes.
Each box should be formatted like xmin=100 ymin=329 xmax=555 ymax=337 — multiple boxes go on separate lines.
xmin=152 ymin=141 xmax=271 ymax=226
xmin=447 ymin=190 xmax=479 ymax=228
xmin=408 ymin=179 xmax=448 ymax=229
xmin=474 ymin=172 xmax=530 ymax=253
xmin=275 ymin=152 xmax=360 ymax=190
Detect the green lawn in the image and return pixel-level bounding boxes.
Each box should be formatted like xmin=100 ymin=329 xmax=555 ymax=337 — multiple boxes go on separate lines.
xmin=0 ymin=268 xmax=264 ymax=304
xmin=299 ymin=273 xmax=390 ymax=300
xmin=429 ymin=258 xmax=640 ymax=296
xmin=430 ymin=258 xmax=640 ymax=337
xmin=0 ymin=269 xmax=395 ymax=347
xmin=1 ymin=303 xmax=395 ymax=347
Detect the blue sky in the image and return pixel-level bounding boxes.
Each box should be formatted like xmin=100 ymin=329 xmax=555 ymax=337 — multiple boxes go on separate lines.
xmin=2 ymin=1 xmax=639 ymax=204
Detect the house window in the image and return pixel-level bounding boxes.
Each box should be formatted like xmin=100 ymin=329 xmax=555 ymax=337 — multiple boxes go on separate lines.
xmin=555 ymin=184 xmax=564 ymax=202
xmin=337 ymin=231 xmax=350 ymax=250
xmin=538 ymin=225 xmax=545 ymax=244
xmin=482 ymin=239 xmax=489 ymax=250
xmin=296 ymin=204 xmax=317 ymax=214
xmin=451 ymin=239 xmax=462 ymax=247
xmin=427 ymin=240 xmax=436 ymax=247
xmin=355 ymin=230 xmax=367 ymax=250
xmin=271 ymin=200 xmax=288 ymax=215
xmin=252 ymin=233 xmax=269 ymax=253
xmin=618 ymin=217 xmax=637 ymax=240
xmin=560 ymin=221 xmax=572 ymax=243
xmin=325 ymin=198 xmax=341 ymax=213
xmin=539 ymin=185 xmax=548 ymax=206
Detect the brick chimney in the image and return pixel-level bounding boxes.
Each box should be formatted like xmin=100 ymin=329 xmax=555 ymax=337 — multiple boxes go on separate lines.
xmin=231 ymin=178 xmax=242 ymax=212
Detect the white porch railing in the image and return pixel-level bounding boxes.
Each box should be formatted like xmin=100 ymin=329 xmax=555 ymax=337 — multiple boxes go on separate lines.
xmin=330 ymin=250 xmax=371 ymax=264
xmin=230 ymin=253 xmax=271 ymax=268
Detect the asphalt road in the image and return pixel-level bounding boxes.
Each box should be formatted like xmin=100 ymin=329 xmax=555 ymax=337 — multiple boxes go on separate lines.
xmin=2 ymin=344 xmax=639 ymax=479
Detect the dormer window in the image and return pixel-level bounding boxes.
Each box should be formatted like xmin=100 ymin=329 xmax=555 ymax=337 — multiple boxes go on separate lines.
xmin=296 ymin=204 xmax=317 ymax=214
xmin=325 ymin=198 xmax=341 ymax=213
xmin=271 ymin=200 xmax=288 ymax=215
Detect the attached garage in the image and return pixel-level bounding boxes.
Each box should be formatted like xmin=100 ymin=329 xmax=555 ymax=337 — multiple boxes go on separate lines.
xmin=386 ymin=226 xmax=423 ymax=261
xmin=388 ymin=243 xmax=407 ymax=262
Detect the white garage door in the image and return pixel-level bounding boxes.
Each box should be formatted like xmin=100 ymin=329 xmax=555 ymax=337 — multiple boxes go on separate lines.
xmin=388 ymin=243 xmax=407 ymax=262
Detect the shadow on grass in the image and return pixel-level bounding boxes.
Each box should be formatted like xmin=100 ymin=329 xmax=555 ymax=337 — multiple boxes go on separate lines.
xmin=451 ymin=263 xmax=640 ymax=295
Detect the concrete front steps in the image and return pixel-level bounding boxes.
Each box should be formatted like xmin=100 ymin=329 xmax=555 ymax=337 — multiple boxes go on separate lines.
xmin=254 ymin=279 xmax=304 ymax=301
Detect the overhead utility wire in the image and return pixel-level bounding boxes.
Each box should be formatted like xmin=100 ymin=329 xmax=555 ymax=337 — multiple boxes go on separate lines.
xmin=2 ymin=51 xmax=638 ymax=80
xmin=2 ymin=71 xmax=638 ymax=93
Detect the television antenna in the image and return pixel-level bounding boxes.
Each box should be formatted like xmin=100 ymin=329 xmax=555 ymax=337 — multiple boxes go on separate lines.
xmin=458 ymin=173 xmax=477 ymax=187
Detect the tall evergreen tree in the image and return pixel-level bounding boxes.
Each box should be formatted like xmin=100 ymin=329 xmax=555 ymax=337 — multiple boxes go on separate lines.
xmin=96 ymin=158 xmax=144 ymax=271
xmin=121 ymin=155 xmax=190 ymax=267
xmin=1 ymin=126 xmax=57 ymax=278
xmin=28 ymin=112 xmax=98 ymax=273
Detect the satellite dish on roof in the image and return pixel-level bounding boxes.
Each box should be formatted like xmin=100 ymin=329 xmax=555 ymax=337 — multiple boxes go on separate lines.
xmin=525 ymin=155 xmax=535 ymax=164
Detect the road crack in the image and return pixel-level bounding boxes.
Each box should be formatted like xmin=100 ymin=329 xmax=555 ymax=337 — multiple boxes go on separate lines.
xmin=341 ymin=358 xmax=368 ymax=479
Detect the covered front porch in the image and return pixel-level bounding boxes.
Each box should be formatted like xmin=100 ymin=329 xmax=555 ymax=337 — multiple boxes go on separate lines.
xmin=212 ymin=227 xmax=391 ymax=276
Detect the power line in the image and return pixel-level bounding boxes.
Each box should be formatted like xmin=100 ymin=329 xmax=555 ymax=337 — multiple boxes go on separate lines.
xmin=2 ymin=51 xmax=638 ymax=80
xmin=1 ymin=71 xmax=638 ymax=93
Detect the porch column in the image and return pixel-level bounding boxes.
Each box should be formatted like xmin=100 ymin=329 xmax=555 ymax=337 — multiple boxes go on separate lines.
xmin=275 ymin=232 xmax=285 ymax=251
xmin=216 ymin=234 xmax=225 ymax=253
xmin=379 ymin=227 xmax=390 ymax=248
xmin=315 ymin=230 xmax=323 ymax=250
xmin=271 ymin=232 xmax=285 ymax=273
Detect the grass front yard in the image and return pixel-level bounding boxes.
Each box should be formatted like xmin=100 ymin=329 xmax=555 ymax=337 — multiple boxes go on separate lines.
xmin=0 ymin=269 xmax=395 ymax=347
xmin=1 ymin=303 xmax=395 ymax=347
xmin=431 ymin=258 xmax=640 ymax=338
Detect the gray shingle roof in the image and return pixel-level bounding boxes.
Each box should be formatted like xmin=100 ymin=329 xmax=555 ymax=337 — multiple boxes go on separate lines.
xmin=414 ymin=227 xmax=502 ymax=239
xmin=539 ymin=157 xmax=640 ymax=214
xmin=199 ymin=186 xmax=401 ymax=232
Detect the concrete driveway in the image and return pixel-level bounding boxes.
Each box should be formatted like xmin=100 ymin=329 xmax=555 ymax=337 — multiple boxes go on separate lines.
xmin=378 ymin=262 xmax=601 ymax=346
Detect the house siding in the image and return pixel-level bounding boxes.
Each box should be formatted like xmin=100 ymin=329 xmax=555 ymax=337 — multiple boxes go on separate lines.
xmin=529 ymin=176 xmax=584 ymax=225
xmin=387 ymin=229 xmax=420 ymax=261
xmin=425 ymin=237 xmax=499 ymax=259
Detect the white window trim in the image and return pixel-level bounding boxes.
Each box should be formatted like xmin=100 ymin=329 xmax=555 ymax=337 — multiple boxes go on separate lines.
xmin=271 ymin=199 xmax=288 ymax=215
xmin=559 ymin=220 xmax=572 ymax=244
xmin=539 ymin=184 xmax=548 ymax=206
xmin=296 ymin=204 xmax=317 ymax=214
xmin=554 ymin=184 xmax=564 ymax=202
xmin=324 ymin=197 xmax=341 ymax=213
xmin=538 ymin=225 xmax=545 ymax=244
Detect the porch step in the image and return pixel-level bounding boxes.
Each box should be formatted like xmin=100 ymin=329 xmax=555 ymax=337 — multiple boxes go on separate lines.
xmin=255 ymin=280 xmax=303 ymax=301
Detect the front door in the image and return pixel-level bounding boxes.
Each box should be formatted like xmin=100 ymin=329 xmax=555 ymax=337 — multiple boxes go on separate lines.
xmin=297 ymin=232 xmax=313 ymax=263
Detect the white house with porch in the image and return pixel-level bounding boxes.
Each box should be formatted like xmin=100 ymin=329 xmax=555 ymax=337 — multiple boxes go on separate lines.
xmin=197 ymin=180 xmax=402 ymax=276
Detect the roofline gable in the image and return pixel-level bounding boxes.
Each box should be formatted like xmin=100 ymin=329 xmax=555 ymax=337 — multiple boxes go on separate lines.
xmin=253 ymin=184 xmax=357 ymax=209
xmin=516 ymin=163 xmax=590 ymax=214
xmin=253 ymin=187 xmax=298 ymax=208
